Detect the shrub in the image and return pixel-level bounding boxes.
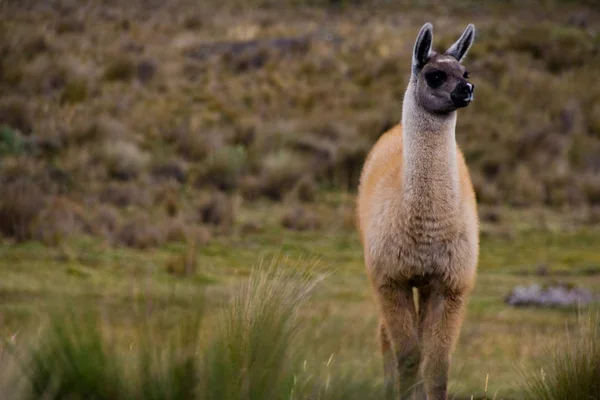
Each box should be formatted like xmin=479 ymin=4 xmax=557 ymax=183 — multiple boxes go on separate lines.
xmin=196 ymin=145 xmax=247 ymax=192
xmin=0 ymin=179 xmax=45 ymax=242
xmin=183 ymin=15 xmax=203 ymax=30
xmin=60 ymin=78 xmax=88 ymax=104
xmin=102 ymin=140 xmax=150 ymax=181
xmin=117 ymin=214 xmax=164 ymax=249
xmin=84 ymin=204 xmax=121 ymax=240
xmin=281 ymin=205 xmax=321 ymax=231
xmin=519 ymin=313 xmax=600 ymax=400
xmin=55 ymin=17 xmax=85 ymax=34
xmin=197 ymin=192 xmax=234 ymax=230
xmin=290 ymin=175 xmax=318 ymax=203
xmin=21 ymin=35 xmax=50 ymax=60
xmin=162 ymin=217 xmax=190 ymax=242
xmin=0 ymin=125 xmax=25 ymax=156
xmin=22 ymin=56 xmax=70 ymax=94
xmin=258 ymin=151 xmax=307 ymax=201
xmin=0 ymin=97 xmax=32 ymax=134
xmin=103 ymin=57 xmax=136 ymax=82
xmin=99 ymin=182 xmax=152 ymax=209
xmin=151 ymin=159 xmax=188 ymax=184
xmin=168 ymin=127 xmax=223 ymax=162
xmin=61 ymin=116 xmax=130 ymax=149
xmin=34 ymin=196 xmax=86 ymax=245
xmin=136 ymin=60 xmax=157 ymax=84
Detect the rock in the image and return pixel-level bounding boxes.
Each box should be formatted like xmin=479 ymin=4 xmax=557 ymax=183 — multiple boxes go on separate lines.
xmin=505 ymin=282 xmax=596 ymax=308
xmin=184 ymin=29 xmax=343 ymax=72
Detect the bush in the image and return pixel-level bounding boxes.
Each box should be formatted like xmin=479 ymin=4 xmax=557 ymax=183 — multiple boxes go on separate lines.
xmin=0 ymin=125 xmax=25 ymax=156
xmin=197 ymin=192 xmax=234 ymax=229
xmin=102 ymin=140 xmax=151 ymax=181
xmin=34 ymin=196 xmax=86 ymax=245
xmin=196 ymin=145 xmax=247 ymax=192
xmin=0 ymin=179 xmax=45 ymax=242
xmin=60 ymin=78 xmax=88 ymax=104
xmin=103 ymin=57 xmax=136 ymax=82
xmin=0 ymin=97 xmax=32 ymax=134
xmin=520 ymin=313 xmax=600 ymax=400
xmin=117 ymin=213 xmax=165 ymax=249
xmin=281 ymin=205 xmax=321 ymax=231
xmin=258 ymin=151 xmax=307 ymax=201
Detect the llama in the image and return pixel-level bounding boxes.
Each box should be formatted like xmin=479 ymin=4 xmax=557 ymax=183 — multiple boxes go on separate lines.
xmin=356 ymin=23 xmax=479 ymax=400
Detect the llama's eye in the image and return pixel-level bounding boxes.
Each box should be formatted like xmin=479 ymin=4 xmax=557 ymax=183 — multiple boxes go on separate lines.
xmin=463 ymin=71 xmax=470 ymax=79
xmin=425 ymin=70 xmax=447 ymax=89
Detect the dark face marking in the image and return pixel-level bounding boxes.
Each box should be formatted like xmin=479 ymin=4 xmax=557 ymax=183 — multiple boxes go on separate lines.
xmin=415 ymin=53 xmax=474 ymax=115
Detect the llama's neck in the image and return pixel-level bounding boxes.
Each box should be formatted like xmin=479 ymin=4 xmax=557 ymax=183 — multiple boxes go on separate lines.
xmin=401 ymin=85 xmax=460 ymax=217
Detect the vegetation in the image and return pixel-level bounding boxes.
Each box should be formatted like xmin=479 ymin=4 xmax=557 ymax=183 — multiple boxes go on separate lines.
xmin=519 ymin=313 xmax=600 ymax=400
xmin=1 ymin=0 xmax=600 ymax=398
xmin=1 ymin=0 xmax=600 ymax=246
xmin=0 ymin=250 xmax=599 ymax=399
xmin=0 ymin=263 xmax=383 ymax=400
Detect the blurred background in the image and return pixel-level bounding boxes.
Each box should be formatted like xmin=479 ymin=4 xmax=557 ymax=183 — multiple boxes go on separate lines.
xmin=1 ymin=0 xmax=599 ymax=399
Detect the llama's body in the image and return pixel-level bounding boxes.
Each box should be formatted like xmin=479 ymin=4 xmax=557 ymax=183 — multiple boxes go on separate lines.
xmin=356 ymin=24 xmax=479 ymax=400
xmin=358 ymin=123 xmax=478 ymax=290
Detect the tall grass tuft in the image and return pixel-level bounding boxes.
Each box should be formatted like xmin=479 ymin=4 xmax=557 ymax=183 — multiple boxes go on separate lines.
xmin=1 ymin=297 xmax=205 ymax=400
xmin=199 ymin=259 xmax=323 ymax=400
xmin=11 ymin=307 xmax=127 ymax=400
xmin=129 ymin=308 xmax=204 ymax=400
xmin=519 ymin=312 xmax=600 ymax=400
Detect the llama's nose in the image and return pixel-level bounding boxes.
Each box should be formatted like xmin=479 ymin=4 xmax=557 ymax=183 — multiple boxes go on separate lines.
xmin=451 ymin=82 xmax=474 ymax=107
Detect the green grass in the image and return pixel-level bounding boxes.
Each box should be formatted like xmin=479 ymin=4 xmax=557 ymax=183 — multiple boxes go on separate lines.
xmin=0 ymin=206 xmax=599 ymax=398
xmin=0 ymin=262 xmax=385 ymax=400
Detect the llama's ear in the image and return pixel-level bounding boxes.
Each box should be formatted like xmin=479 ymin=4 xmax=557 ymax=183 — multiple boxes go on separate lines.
xmin=445 ymin=24 xmax=475 ymax=62
xmin=412 ymin=23 xmax=433 ymax=73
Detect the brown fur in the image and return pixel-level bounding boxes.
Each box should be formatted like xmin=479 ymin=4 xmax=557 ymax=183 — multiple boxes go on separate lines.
xmin=356 ymin=24 xmax=479 ymax=400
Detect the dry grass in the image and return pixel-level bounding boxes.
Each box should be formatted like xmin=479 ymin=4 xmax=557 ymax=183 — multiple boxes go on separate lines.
xmin=0 ymin=97 xmax=33 ymax=135
xmin=103 ymin=57 xmax=136 ymax=82
xmin=281 ymin=205 xmax=321 ymax=231
xmin=0 ymin=178 xmax=46 ymax=242
xmin=1 ymin=0 xmax=599 ymax=242
xmin=197 ymin=192 xmax=235 ymax=231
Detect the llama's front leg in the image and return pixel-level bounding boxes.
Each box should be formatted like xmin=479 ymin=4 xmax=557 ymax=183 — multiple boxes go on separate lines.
xmin=375 ymin=279 xmax=421 ymax=399
xmin=419 ymin=283 xmax=469 ymax=400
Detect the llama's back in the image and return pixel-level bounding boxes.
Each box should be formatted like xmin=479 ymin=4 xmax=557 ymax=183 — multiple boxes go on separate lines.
xmin=356 ymin=124 xmax=405 ymax=247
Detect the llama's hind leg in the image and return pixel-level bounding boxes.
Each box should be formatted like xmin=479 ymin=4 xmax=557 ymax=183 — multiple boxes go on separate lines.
xmin=379 ymin=322 xmax=397 ymax=399
xmin=419 ymin=283 xmax=469 ymax=400
xmin=375 ymin=279 xmax=421 ymax=399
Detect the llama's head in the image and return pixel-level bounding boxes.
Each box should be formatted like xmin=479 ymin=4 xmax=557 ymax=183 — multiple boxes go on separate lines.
xmin=410 ymin=23 xmax=476 ymax=115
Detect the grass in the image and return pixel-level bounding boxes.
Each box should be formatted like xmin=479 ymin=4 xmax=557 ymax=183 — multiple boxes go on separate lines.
xmin=519 ymin=313 xmax=600 ymax=400
xmin=0 ymin=233 xmax=598 ymax=399
xmin=0 ymin=261 xmax=384 ymax=400
xmin=0 ymin=203 xmax=599 ymax=398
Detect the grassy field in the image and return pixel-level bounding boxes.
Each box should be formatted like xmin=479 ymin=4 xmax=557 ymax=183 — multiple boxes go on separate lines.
xmin=1 ymin=199 xmax=600 ymax=398
xmin=1 ymin=0 xmax=600 ymax=398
